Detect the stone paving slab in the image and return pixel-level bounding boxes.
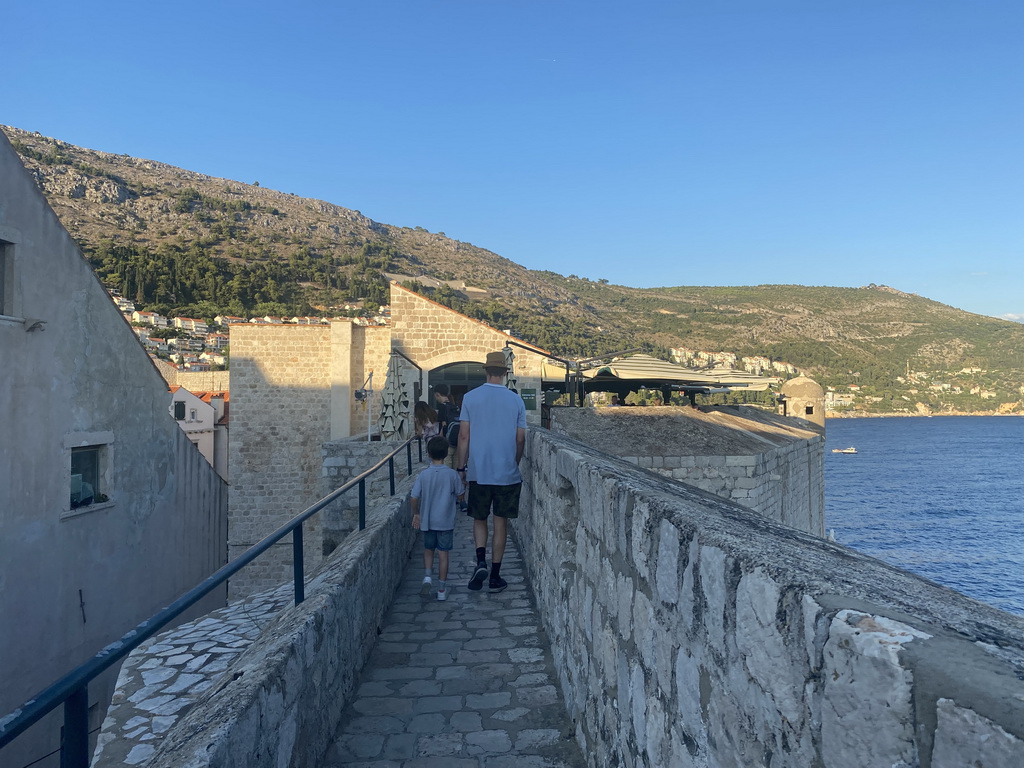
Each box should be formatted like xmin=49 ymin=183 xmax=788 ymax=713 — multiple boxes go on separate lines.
xmin=322 ymin=512 xmax=586 ymax=768
xmin=93 ymin=583 xmax=295 ymax=766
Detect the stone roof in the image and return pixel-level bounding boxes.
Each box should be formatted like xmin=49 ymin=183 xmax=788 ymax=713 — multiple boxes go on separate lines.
xmin=780 ymin=375 xmax=825 ymax=399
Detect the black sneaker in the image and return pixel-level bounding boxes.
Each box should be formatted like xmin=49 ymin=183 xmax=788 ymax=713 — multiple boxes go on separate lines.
xmin=468 ymin=562 xmax=488 ymax=591
xmin=488 ymin=576 xmax=508 ymax=593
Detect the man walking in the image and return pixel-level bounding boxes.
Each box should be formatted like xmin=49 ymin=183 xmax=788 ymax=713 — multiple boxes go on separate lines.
xmin=455 ymin=350 xmax=527 ymax=592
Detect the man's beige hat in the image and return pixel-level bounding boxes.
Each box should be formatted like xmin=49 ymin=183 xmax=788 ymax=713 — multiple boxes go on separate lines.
xmin=484 ymin=351 xmax=509 ymax=369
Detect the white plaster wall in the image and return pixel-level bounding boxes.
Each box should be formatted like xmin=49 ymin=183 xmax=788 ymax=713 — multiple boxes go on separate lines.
xmin=0 ymin=134 xmax=227 ymax=768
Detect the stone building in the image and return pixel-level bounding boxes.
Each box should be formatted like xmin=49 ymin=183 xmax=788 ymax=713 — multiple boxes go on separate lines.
xmin=226 ymin=282 xmax=550 ymax=596
xmin=0 ymin=133 xmax=228 ymax=768
xmin=779 ymin=374 xmax=826 ymax=428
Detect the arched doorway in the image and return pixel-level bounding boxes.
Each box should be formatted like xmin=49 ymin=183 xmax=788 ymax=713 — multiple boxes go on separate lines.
xmin=428 ymin=361 xmax=488 ymax=408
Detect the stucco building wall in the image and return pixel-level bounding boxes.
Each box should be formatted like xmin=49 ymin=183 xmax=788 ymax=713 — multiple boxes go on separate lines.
xmin=0 ymin=133 xmax=227 ymax=768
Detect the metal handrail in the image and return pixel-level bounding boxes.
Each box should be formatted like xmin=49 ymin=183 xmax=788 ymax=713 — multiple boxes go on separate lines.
xmin=0 ymin=436 xmax=422 ymax=768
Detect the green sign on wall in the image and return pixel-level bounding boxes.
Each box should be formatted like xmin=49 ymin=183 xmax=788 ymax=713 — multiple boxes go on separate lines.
xmin=521 ymin=388 xmax=537 ymax=410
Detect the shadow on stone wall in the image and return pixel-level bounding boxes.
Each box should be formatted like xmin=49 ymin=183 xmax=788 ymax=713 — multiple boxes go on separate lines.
xmin=515 ymin=427 xmax=1024 ymax=767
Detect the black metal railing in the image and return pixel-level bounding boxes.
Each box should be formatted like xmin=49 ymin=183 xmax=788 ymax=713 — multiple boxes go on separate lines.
xmin=0 ymin=436 xmax=423 ymax=768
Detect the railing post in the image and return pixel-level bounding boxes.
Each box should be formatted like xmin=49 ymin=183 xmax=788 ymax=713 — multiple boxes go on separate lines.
xmin=293 ymin=523 xmax=305 ymax=605
xmin=359 ymin=479 xmax=366 ymax=530
xmin=389 ymin=456 xmax=396 ymax=495
xmin=61 ymin=685 xmax=88 ymax=768
xmin=407 ymin=441 xmax=413 ymax=475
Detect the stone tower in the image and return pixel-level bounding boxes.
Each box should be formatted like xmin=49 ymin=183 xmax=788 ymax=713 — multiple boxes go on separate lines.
xmin=779 ymin=375 xmax=826 ymax=429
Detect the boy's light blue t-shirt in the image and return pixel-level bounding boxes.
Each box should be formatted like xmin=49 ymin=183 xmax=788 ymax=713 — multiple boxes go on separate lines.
xmin=461 ymin=383 xmax=527 ymax=486
xmin=411 ymin=464 xmax=464 ymax=531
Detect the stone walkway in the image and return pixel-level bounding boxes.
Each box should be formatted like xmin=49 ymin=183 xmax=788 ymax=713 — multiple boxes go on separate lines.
xmin=322 ymin=512 xmax=587 ymax=768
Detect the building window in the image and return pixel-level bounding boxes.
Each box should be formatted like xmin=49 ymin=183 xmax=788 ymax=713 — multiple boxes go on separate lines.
xmin=174 ymin=401 xmax=186 ymax=420
xmin=190 ymin=408 xmax=198 ymax=421
xmin=71 ymin=446 xmax=105 ymax=508
xmin=0 ymin=239 xmax=14 ymax=318
xmin=805 ymin=405 xmax=814 ymax=416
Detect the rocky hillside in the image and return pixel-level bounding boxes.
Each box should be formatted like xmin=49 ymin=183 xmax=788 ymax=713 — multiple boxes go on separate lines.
xmin=5 ymin=125 xmax=1024 ymax=413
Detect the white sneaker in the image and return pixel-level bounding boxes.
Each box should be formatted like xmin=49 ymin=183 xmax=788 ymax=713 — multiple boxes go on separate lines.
xmin=437 ymin=587 xmax=448 ymax=601
xmin=420 ymin=576 xmax=432 ymax=596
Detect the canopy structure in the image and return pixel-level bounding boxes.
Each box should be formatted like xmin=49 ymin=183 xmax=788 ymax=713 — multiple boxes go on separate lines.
xmin=542 ymin=353 xmax=779 ymax=398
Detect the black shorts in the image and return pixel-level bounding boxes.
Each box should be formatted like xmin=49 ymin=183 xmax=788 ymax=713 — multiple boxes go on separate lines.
xmin=467 ymin=482 xmax=522 ymax=520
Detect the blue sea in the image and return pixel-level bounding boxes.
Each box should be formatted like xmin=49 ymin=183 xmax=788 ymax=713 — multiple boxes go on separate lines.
xmin=825 ymin=416 xmax=1024 ymax=616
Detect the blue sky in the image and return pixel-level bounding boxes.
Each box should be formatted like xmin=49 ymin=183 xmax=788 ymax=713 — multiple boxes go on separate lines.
xmin=5 ymin=1 xmax=1023 ymax=320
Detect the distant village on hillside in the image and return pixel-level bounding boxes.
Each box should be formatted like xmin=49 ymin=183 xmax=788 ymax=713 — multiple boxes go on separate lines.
xmin=108 ymin=288 xmax=391 ymax=373
xmin=108 ymin=285 xmax=1023 ymax=417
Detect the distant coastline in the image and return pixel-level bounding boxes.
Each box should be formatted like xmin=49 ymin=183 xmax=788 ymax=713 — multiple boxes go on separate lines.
xmin=827 ymin=411 xmax=1022 ymax=419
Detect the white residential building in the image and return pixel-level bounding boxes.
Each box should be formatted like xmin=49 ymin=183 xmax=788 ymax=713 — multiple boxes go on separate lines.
xmin=172 ymin=316 xmax=209 ymax=335
xmin=131 ymin=310 xmax=168 ymax=327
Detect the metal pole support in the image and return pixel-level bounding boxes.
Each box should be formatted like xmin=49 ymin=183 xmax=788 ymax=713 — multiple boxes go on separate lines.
xmin=61 ymin=686 xmax=89 ymax=768
xmin=293 ymin=523 xmax=305 ymax=605
xmin=359 ymin=479 xmax=366 ymax=530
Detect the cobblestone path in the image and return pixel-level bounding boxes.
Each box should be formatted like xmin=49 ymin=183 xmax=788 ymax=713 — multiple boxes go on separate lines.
xmin=322 ymin=511 xmax=587 ymax=768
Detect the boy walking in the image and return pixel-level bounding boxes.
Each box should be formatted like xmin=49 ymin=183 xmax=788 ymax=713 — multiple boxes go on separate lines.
xmin=411 ymin=435 xmax=465 ymax=601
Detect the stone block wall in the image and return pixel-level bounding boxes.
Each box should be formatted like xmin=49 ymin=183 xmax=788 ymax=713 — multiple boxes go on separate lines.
xmin=228 ymin=324 xmax=333 ymax=598
xmin=550 ymin=405 xmax=824 ymax=536
xmin=153 ymin=360 xmax=230 ymax=393
xmin=389 ymin=283 xmax=547 ymax=423
xmin=320 ymin=436 xmax=417 ymax=553
xmin=622 ymin=439 xmax=823 ymax=535
xmin=516 ymin=428 xmax=1024 ymax=768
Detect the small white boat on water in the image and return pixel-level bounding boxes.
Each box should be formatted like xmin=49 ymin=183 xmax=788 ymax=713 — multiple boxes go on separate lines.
xmin=832 ymin=447 xmax=858 ymax=454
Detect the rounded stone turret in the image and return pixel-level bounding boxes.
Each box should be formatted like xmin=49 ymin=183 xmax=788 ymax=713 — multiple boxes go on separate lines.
xmin=779 ymin=375 xmax=825 ymax=428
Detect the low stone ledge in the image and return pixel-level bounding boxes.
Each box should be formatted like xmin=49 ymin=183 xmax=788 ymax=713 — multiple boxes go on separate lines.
xmin=94 ymin=476 xmax=415 ymax=768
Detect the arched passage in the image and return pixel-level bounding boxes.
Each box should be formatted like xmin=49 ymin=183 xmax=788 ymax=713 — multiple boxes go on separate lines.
xmin=428 ymin=361 xmax=488 ymax=406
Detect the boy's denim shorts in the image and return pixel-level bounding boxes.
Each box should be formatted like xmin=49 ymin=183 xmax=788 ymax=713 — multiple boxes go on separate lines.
xmin=423 ymin=529 xmax=454 ymax=551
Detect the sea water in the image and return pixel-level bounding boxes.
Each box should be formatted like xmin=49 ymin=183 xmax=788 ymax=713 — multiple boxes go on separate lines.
xmin=825 ymin=416 xmax=1024 ymax=616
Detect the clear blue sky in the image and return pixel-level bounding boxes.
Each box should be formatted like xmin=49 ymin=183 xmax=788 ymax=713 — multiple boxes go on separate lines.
xmin=6 ymin=1 xmax=1023 ymax=321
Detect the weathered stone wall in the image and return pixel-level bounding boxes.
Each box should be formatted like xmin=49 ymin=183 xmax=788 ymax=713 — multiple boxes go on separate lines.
xmin=516 ymin=428 xmax=1024 ymax=768
xmin=153 ymin=359 xmax=230 ymax=393
xmin=319 ymin=436 xmax=414 ymax=553
xmin=551 ymin=405 xmax=825 ymax=535
xmin=228 ymin=324 xmax=333 ymax=598
xmin=389 ymin=283 xmax=547 ymax=422
xmin=92 ymin=477 xmax=416 ymax=768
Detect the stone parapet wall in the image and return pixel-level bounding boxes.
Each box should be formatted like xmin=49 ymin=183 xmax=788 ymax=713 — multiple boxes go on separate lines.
xmin=228 ymin=324 xmax=333 ymax=598
xmin=516 ymin=428 xmax=1024 ymax=768
xmin=106 ymin=480 xmax=416 ymax=768
xmin=623 ymin=439 xmax=823 ymax=534
xmin=154 ymin=362 xmax=231 ymax=393
xmin=320 ymin=437 xmax=418 ymax=553
xmin=550 ymin=405 xmax=824 ymax=536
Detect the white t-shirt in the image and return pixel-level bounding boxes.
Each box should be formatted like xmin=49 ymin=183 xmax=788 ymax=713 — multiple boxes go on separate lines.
xmin=460 ymin=383 xmax=527 ymax=485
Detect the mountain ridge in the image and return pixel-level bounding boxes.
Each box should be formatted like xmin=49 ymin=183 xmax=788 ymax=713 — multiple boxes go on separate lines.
xmin=5 ymin=124 xmax=1023 ymax=413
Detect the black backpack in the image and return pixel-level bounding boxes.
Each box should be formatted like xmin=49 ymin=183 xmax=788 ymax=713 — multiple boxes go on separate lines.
xmin=439 ymin=401 xmax=461 ymax=446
